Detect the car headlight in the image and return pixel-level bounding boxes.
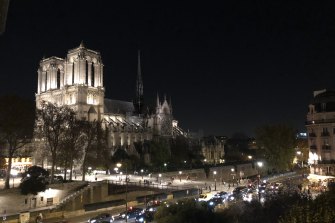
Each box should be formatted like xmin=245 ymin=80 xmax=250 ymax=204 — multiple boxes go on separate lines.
xmin=209 ymin=201 xmax=214 ymax=206
xmin=138 ymin=217 xmax=144 ymax=222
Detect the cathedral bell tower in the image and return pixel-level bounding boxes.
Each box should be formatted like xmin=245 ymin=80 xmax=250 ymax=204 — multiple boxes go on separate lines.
xmin=36 ymin=42 xmax=105 ymax=121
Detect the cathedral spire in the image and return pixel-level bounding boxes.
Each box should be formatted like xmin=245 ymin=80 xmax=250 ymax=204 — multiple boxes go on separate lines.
xmin=79 ymin=40 xmax=85 ymax=48
xmin=134 ymin=50 xmax=144 ymax=114
xmin=156 ymin=92 xmax=160 ymax=107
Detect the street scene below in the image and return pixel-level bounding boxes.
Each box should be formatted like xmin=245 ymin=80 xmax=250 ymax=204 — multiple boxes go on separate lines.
xmin=1 ymin=166 xmax=332 ymax=223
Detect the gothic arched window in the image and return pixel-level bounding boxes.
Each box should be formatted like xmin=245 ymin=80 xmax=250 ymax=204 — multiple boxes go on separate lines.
xmin=45 ymin=71 xmax=48 ymax=91
xmin=57 ymin=68 xmax=61 ymax=89
xmin=91 ymin=62 xmax=95 ymax=87
xmin=85 ymin=60 xmax=88 ymax=85
xmin=72 ymin=62 xmax=75 ymax=84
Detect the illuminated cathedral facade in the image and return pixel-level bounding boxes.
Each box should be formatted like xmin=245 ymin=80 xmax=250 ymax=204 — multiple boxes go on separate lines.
xmin=35 ymin=43 xmax=185 ymax=156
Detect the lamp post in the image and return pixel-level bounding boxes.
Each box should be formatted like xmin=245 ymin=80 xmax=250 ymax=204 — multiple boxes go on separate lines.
xmin=257 ymin=161 xmax=263 ymax=202
xmin=11 ymin=170 xmax=18 ymax=188
xmin=179 ymin=171 xmax=182 ymax=182
xmin=117 ymin=163 xmax=128 ymax=222
xmin=158 ymin=173 xmax=162 ymax=185
xmin=231 ymin=168 xmax=235 ymax=185
xmin=213 ymin=171 xmax=217 ymax=191
xmin=297 ymin=151 xmax=303 ymax=167
xmin=141 ymin=169 xmax=144 ymax=179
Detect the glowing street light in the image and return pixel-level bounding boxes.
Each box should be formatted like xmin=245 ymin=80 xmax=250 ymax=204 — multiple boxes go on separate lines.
xmin=179 ymin=171 xmax=182 ymax=182
xmin=230 ymin=168 xmax=235 ymax=182
xmin=116 ymin=162 xmax=128 ymax=222
xmin=297 ymin=151 xmax=303 ymax=167
xmin=256 ymin=161 xmax=263 ymax=202
xmin=158 ymin=173 xmax=162 ymax=184
xmin=11 ymin=169 xmax=18 ymax=188
xmin=164 ymin=163 xmax=167 ymax=172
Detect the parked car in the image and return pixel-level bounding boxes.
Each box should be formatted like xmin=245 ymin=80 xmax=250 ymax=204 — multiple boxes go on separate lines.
xmin=135 ymin=211 xmax=154 ymax=223
xmin=88 ymin=213 xmax=112 ymax=223
xmin=231 ymin=186 xmax=248 ymax=200
xmin=207 ymin=197 xmax=223 ymax=208
xmin=197 ymin=192 xmax=216 ymax=202
xmin=214 ymin=191 xmax=229 ymax=201
xmin=113 ymin=207 xmax=144 ymax=223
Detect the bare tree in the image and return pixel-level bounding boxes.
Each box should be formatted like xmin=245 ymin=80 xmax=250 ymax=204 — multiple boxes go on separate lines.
xmin=36 ymin=101 xmax=74 ymax=183
xmin=0 ymin=95 xmax=35 ymax=189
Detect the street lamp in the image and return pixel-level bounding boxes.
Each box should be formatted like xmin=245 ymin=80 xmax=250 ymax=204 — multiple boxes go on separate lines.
xmin=213 ymin=171 xmax=217 ymax=191
xmin=231 ymin=168 xmax=235 ymax=183
xmin=297 ymin=151 xmax=303 ymax=167
xmin=158 ymin=174 xmax=162 ymax=185
xmin=179 ymin=171 xmax=182 ymax=182
xmin=141 ymin=169 xmax=144 ymax=179
xmin=257 ymin=161 xmax=263 ymax=202
xmin=117 ymin=163 xmax=128 ymax=222
xmin=11 ymin=169 xmax=18 ymax=188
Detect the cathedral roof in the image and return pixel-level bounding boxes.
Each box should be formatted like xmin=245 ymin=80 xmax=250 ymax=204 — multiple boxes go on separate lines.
xmin=104 ymin=99 xmax=134 ymax=115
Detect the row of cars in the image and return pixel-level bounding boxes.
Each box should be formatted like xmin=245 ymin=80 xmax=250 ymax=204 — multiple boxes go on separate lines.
xmin=88 ymin=202 xmax=160 ymax=223
xmin=197 ymin=181 xmax=284 ymax=208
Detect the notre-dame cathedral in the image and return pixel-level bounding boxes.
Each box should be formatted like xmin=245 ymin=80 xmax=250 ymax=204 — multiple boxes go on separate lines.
xmin=35 ymin=43 xmax=186 ymax=160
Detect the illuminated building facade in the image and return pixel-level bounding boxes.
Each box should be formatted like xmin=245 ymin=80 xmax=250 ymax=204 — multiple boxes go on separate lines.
xmin=35 ymin=43 xmax=184 ymax=157
xmin=306 ymin=89 xmax=335 ymax=175
xmin=201 ymin=136 xmax=225 ymax=164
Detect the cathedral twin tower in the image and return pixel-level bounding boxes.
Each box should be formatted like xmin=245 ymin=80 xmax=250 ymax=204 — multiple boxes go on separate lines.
xmin=36 ymin=42 xmax=104 ymax=121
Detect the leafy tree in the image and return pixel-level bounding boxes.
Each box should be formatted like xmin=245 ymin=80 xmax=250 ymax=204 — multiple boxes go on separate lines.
xmin=225 ymin=132 xmax=251 ymax=162
xmin=111 ymin=148 xmax=130 ymax=164
xmin=155 ymin=199 xmax=219 ymax=223
xmin=148 ymin=138 xmax=170 ymax=167
xmin=36 ymin=101 xmax=74 ymax=183
xmin=296 ymin=138 xmax=309 ymax=165
xmin=80 ymin=120 xmax=99 ymax=181
xmin=255 ymin=123 xmax=296 ymax=171
xmin=0 ymin=157 xmax=5 ymax=170
xmin=96 ymin=124 xmax=111 ymax=172
xmin=279 ymin=188 xmax=335 ymax=223
xmin=188 ymin=140 xmax=204 ymax=168
xmin=58 ymin=116 xmax=84 ymax=181
xmin=170 ymin=136 xmax=190 ymax=166
xmin=19 ymin=166 xmax=49 ymax=195
xmin=0 ymin=95 xmax=35 ymax=189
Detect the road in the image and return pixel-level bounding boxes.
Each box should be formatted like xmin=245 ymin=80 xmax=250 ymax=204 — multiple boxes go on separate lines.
xmin=0 ymin=171 xmax=303 ymax=223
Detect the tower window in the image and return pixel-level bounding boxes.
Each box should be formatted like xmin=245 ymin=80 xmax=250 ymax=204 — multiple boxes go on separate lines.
xmin=91 ymin=63 xmax=95 ymax=87
xmin=72 ymin=62 xmax=75 ymax=84
xmin=85 ymin=61 xmax=88 ymax=85
xmin=45 ymin=71 xmax=48 ymax=91
xmin=57 ymin=69 xmax=61 ymax=89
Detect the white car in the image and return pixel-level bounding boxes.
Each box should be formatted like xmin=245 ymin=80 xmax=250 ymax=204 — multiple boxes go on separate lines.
xmin=197 ymin=192 xmax=215 ymax=202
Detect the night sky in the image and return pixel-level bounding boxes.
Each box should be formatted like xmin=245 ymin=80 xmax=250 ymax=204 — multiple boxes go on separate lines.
xmin=1 ymin=1 xmax=335 ymax=137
